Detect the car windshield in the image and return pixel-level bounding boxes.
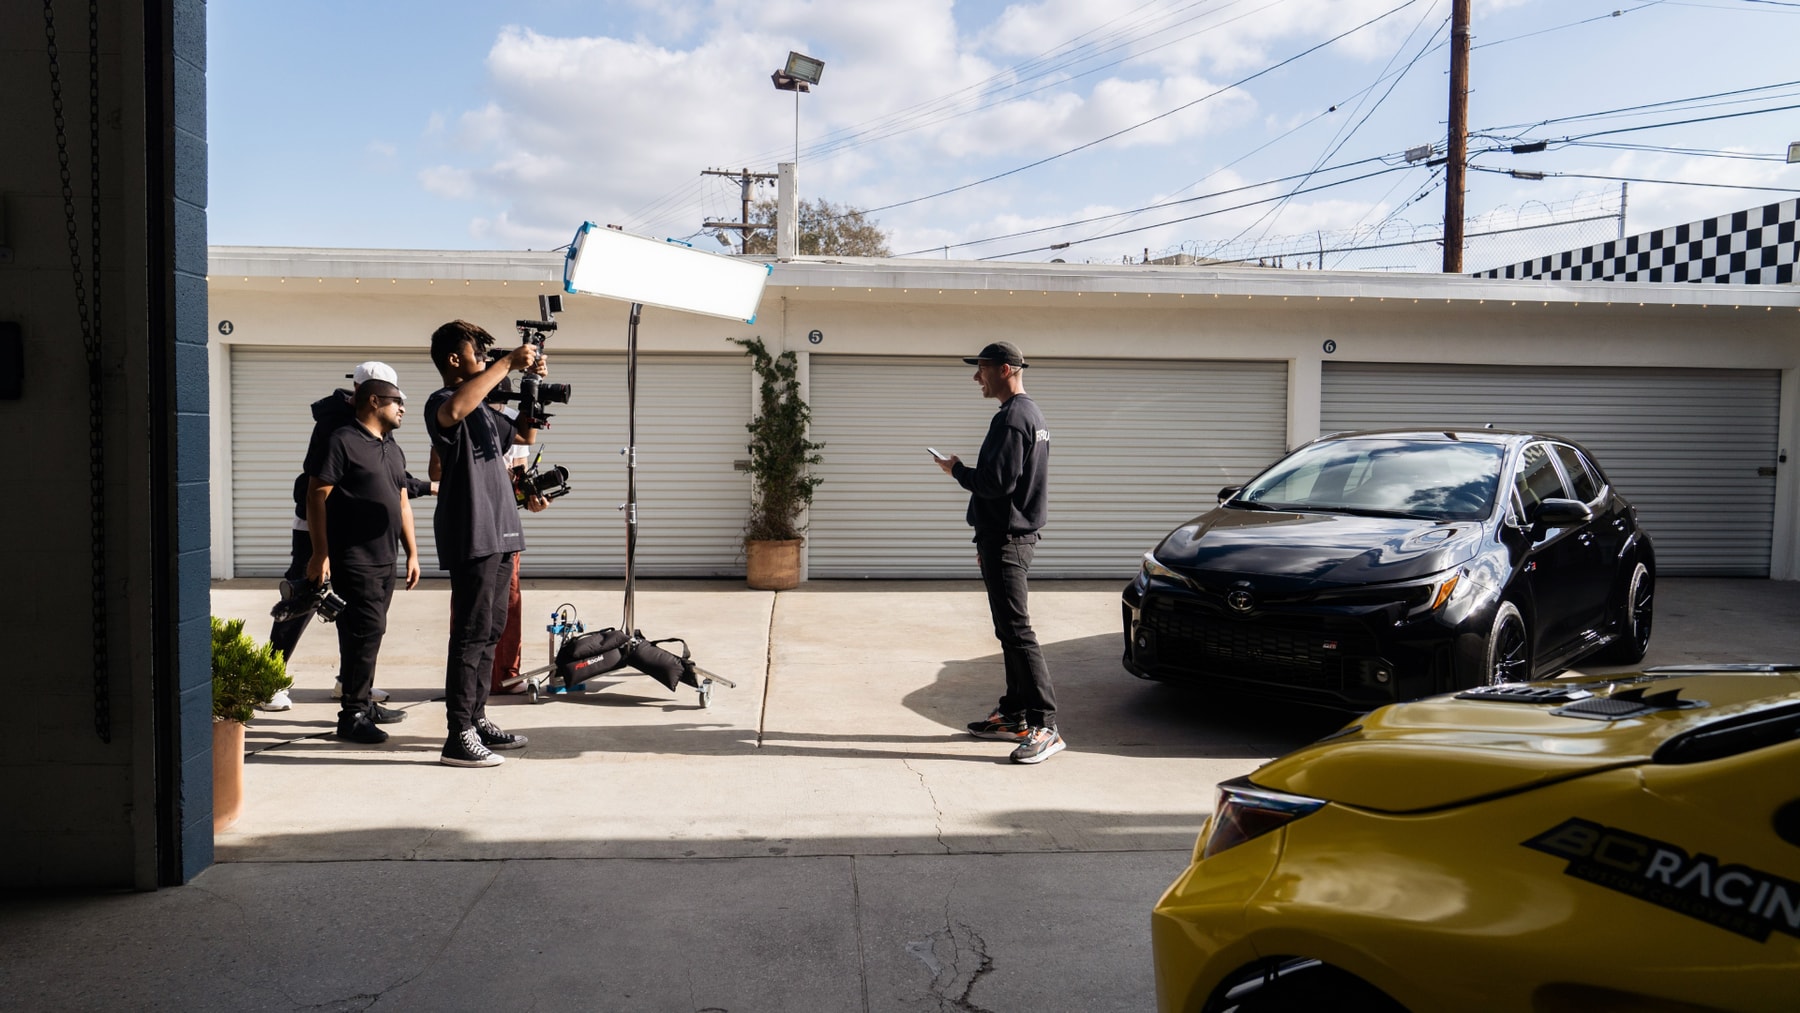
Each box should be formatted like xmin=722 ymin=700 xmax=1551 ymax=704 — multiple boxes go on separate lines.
xmin=1236 ymin=438 xmax=1504 ymax=521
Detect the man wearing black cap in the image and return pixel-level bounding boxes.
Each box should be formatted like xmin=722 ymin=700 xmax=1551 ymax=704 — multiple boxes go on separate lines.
xmin=305 ymin=373 xmax=420 ymax=744
xmin=936 ymin=341 xmax=1063 ymax=764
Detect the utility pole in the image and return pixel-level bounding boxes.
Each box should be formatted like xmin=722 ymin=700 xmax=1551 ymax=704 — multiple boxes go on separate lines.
xmin=701 ymin=167 xmax=778 ymax=253
xmin=1443 ymin=0 xmax=1470 ymax=273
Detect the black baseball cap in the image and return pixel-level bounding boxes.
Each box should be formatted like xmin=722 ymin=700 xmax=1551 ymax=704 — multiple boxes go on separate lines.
xmin=962 ymin=341 xmax=1028 ymax=368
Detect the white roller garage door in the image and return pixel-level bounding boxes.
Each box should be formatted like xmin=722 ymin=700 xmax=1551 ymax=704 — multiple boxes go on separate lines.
xmin=807 ymin=356 xmax=1289 ymax=578
xmin=1320 ymin=361 xmax=1779 ymax=576
xmin=229 ymin=348 xmax=751 ymax=578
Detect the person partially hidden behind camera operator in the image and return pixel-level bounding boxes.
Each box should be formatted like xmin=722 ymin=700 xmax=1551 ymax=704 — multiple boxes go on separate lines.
xmin=306 ymin=374 xmax=421 ymax=744
xmin=426 ymin=320 xmax=551 ymax=768
xmin=262 ymin=361 xmax=433 ymax=712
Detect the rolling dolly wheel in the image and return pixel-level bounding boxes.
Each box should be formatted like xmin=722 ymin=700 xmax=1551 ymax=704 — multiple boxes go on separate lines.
xmin=698 ymin=678 xmax=714 ymax=709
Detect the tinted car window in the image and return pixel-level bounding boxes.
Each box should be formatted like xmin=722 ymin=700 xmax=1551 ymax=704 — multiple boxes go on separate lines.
xmin=1552 ymin=444 xmax=1600 ymax=502
xmin=1515 ymin=444 xmax=1567 ymax=514
xmin=1239 ymin=438 xmax=1503 ymax=521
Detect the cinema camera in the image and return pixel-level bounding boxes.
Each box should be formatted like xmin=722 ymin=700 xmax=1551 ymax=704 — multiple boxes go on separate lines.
xmin=486 ymin=293 xmax=572 ymax=429
xmin=269 ymin=577 xmax=347 ymax=624
xmin=515 ymin=448 xmax=572 ymax=507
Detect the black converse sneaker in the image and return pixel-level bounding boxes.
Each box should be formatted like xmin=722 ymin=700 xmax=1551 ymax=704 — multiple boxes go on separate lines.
xmin=476 ymin=718 xmax=528 ymax=750
xmin=441 ymin=727 xmax=503 ymax=768
xmin=368 ymin=702 xmax=407 ymax=725
xmin=336 ymin=711 xmax=389 ymax=745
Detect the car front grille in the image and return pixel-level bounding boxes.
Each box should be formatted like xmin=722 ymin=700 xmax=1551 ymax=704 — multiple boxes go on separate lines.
xmin=1140 ymin=596 xmax=1384 ymax=691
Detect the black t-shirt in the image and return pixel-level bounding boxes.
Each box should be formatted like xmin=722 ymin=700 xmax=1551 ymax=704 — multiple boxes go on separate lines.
xmin=426 ymin=388 xmax=524 ymax=569
xmin=313 ymin=421 xmax=408 ymax=569
xmin=952 ymin=393 xmax=1050 ymax=539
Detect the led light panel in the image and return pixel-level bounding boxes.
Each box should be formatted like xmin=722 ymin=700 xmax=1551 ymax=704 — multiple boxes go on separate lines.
xmin=563 ymin=222 xmax=771 ymax=323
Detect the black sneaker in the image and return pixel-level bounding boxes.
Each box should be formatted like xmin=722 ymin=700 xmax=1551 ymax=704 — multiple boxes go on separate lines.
xmin=967 ymin=709 xmax=1029 ymax=741
xmin=335 ymin=712 xmax=389 ymax=745
xmin=1010 ymin=726 xmax=1065 ymax=765
xmin=441 ymin=727 xmax=503 ymax=768
xmin=476 ymin=718 xmax=528 ymax=750
xmin=368 ymin=702 xmax=407 ymax=725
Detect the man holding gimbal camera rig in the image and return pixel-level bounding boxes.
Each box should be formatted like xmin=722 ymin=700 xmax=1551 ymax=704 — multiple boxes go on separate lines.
xmin=426 ymin=318 xmax=556 ymax=768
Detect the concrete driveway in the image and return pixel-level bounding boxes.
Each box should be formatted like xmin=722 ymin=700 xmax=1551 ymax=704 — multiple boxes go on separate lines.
xmin=3 ymin=577 xmax=1797 ymax=1011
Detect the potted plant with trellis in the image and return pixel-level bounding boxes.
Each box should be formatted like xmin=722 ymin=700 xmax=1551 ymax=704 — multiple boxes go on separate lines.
xmin=730 ymin=336 xmax=823 ymax=589
xmin=211 ymin=616 xmax=290 ymax=832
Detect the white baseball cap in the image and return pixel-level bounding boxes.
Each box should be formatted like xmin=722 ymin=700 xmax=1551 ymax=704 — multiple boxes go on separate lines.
xmin=349 ymin=361 xmax=398 ymax=386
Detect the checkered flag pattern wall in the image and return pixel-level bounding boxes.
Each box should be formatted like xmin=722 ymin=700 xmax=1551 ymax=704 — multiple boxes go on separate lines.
xmin=1477 ymin=199 xmax=1797 ymax=285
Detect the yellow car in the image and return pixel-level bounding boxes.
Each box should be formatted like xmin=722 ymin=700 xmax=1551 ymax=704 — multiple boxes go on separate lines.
xmin=1153 ymin=665 xmax=1800 ymax=1012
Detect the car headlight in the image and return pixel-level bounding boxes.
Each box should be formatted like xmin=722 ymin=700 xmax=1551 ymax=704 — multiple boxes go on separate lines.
xmin=1201 ymin=775 xmax=1326 ymax=859
xmin=1141 ymin=552 xmax=1186 ymax=584
xmin=1310 ymin=566 xmax=1469 ymax=617
xmin=1414 ymin=567 xmax=1466 ymax=616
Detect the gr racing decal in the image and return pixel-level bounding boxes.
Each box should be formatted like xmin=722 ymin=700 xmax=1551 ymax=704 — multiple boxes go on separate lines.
xmin=1524 ymin=817 xmax=1800 ymax=943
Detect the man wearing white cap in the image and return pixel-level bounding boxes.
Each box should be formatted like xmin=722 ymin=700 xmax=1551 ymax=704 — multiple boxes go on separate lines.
xmin=305 ymin=365 xmax=420 ymax=744
xmin=263 ymin=361 xmax=431 ymax=712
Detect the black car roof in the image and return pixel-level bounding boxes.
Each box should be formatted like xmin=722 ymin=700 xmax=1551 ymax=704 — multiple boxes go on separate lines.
xmin=1314 ymin=428 xmax=1555 ymax=447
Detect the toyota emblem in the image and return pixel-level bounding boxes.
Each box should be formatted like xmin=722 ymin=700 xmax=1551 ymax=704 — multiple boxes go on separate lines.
xmin=1227 ymin=589 xmax=1254 ymax=613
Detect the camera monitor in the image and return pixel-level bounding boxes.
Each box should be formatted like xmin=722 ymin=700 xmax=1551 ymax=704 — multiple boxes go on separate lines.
xmin=562 ymin=223 xmax=772 ymax=323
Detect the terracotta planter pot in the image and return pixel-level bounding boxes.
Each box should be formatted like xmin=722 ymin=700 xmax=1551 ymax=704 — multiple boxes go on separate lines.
xmin=212 ymin=718 xmax=246 ymax=833
xmin=745 ymin=538 xmax=802 ymax=590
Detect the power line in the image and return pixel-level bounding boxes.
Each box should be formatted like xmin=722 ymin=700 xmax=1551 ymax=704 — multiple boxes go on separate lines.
xmin=1471 ymin=1 xmax=1667 ymax=50
xmin=893 ymin=155 xmax=1392 ymax=256
xmin=1223 ymin=0 xmax=1447 ymax=251
xmin=967 ymin=162 xmax=1415 ymax=260
xmin=842 ymin=0 xmax=1425 ymax=222
xmin=1471 ymin=166 xmax=1800 ymax=194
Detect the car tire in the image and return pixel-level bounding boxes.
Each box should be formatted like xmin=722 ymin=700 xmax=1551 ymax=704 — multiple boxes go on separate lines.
xmin=1483 ymin=601 xmax=1531 ymax=685
xmin=1592 ymin=560 xmax=1653 ymax=665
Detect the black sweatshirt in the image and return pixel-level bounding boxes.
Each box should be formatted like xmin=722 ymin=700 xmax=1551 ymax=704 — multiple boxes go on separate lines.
xmin=952 ymin=393 xmax=1050 ymax=540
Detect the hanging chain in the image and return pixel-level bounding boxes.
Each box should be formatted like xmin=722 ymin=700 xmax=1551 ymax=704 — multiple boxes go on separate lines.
xmin=46 ymin=0 xmax=111 ymax=743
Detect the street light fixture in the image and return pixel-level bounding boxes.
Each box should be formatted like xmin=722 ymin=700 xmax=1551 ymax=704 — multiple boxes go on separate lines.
xmin=772 ymin=51 xmax=824 ymax=166
xmin=1787 ymin=141 xmax=1800 ymax=164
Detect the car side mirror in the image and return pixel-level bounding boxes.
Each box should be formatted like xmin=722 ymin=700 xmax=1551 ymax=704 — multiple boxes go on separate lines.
xmin=1217 ymin=486 xmax=1240 ymax=504
xmin=1533 ymin=497 xmax=1593 ymax=529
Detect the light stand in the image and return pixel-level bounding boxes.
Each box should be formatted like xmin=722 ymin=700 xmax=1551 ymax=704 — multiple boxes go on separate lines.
xmin=563 ymin=223 xmax=773 ymax=701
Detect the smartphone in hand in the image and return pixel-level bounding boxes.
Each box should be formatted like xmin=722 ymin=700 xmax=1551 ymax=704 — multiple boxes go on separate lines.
xmin=928 ymin=447 xmax=950 ymax=461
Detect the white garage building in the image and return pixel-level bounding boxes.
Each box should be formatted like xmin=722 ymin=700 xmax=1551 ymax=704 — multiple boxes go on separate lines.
xmin=208 ymin=247 xmax=1800 ymax=581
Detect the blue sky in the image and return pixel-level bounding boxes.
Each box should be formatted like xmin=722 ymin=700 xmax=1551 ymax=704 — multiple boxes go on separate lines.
xmin=208 ymin=0 xmax=1800 ymax=270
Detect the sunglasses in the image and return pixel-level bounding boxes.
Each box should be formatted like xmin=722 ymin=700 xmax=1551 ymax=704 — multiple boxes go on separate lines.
xmin=373 ymin=395 xmax=405 ymax=407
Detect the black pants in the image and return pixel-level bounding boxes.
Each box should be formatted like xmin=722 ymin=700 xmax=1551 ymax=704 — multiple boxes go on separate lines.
xmin=445 ymin=552 xmax=512 ymax=735
xmin=332 ymin=562 xmax=395 ymax=719
xmin=268 ymin=529 xmax=312 ymax=662
xmin=976 ymin=535 xmax=1056 ymax=729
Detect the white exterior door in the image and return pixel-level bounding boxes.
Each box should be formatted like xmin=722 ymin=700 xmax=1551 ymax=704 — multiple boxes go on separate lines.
xmin=806 ymin=356 xmax=1289 ymax=578
xmin=1321 ymin=361 xmax=1781 ymax=575
xmin=227 ymin=348 xmax=751 ymax=577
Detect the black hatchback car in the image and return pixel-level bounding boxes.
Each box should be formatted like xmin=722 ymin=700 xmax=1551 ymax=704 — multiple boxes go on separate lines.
xmin=1121 ymin=429 xmax=1654 ymax=711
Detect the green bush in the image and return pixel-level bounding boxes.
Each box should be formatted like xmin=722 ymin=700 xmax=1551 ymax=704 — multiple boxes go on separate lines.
xmin=211 ymin=616 xmax=292 ymax=723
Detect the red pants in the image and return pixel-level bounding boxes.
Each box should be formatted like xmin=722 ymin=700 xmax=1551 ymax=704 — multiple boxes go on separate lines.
xmin=489 ymin=552 xmax=523 ymax=692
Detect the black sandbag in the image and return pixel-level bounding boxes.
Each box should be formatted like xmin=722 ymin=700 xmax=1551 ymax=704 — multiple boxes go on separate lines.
xmin=556 ymin=627 xmax=630 ymax=687
xmin=622 ymin=634 xmax=700 ymax=692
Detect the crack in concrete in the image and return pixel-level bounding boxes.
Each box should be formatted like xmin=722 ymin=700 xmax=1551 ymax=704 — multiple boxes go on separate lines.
xmin=902 ymin=758 xmax=952 ymax=855
xmin=904 ymin=903 xmax=996 ymax=1013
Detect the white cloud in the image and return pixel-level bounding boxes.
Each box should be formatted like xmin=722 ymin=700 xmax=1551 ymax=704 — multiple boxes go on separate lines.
xmin=419 ymin=165 xmax=476 ymax=200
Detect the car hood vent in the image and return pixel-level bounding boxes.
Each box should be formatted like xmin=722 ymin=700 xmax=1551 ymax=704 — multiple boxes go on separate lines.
xmin=1456 ymin=683 xmax=1593 ymax=705
xmin=1550 ymin=687 xmax=1705 ymax=721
